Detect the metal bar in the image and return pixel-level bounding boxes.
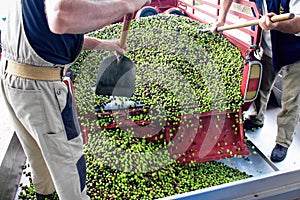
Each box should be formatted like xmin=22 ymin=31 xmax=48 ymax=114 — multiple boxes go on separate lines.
xmin=177 ymin=0 xmax=262 ymax=53
xmin=247 ymin=140 xmax=279 ymax=172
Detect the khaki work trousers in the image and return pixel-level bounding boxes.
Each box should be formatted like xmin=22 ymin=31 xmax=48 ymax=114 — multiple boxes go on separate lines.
xmin=0 ymin=61 xmax=90 ymax=200
xmin=249 ymin=55 xmax=300 ymax=148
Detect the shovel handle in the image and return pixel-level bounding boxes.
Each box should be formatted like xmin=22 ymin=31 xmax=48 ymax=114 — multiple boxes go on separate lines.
xmin=217 ymin=13 xmax=295 ymax=32
xmin=119 ymin=13 xmax=135 ymax=48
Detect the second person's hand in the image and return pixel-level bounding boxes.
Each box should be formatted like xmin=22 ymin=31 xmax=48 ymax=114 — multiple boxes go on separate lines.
xmin=210 ymin=21 xmax=225 ymax=34
xmin=259 ymin=13 xmax=278 ymax=30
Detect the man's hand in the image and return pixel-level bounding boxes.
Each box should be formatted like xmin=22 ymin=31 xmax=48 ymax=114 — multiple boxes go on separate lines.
xmin=210 ymin=21 xmax=225 ymax=34
xmin=83 ymin=36 xmax=127 ymax=55
xmin=100 ymin=39 xmax=127 ymax=55
xmin=259 ymin=13 xmax=278 ymax=30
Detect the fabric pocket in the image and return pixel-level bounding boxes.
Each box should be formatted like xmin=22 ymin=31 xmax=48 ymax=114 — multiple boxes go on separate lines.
xmin=43 ymin=132 xmax=73 ymax=161
xmin=6 ymin=84 xmax=46 ymax=134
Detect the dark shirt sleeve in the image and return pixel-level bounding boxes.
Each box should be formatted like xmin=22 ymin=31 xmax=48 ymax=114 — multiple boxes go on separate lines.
xmin=22 ymin=0 xmax=83 ymax=65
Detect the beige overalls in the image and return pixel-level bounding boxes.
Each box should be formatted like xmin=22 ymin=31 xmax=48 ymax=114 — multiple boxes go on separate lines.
xmin=0 ymin=1 xmax=90 ymax=199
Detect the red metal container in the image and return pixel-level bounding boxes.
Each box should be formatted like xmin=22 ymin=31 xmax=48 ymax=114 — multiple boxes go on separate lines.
xmin=83 ymin=105 xmax=249 ymax=164
xmin=80 ymin=0 xmax=263 ymax=163
xmin=167 ymin=110 xmax=249 ymax=164
xmin=142 ymin=0 xmax=263 ymax=106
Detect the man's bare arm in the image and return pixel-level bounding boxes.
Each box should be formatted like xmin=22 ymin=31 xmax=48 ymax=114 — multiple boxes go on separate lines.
xmin=259 ymin=13 xmax=300 ymax=34
xmin=274 ymin=16 xmax=300 ymax=34
xmin=45 ymin=0 xmax=149 ymax=34
xmin=211 ymin=0 xmax=234 ymax=33
xmin=218 ymin=0 xmax=234 ymax=24
xmin=83 ymin=36 xmax=126 ymax=54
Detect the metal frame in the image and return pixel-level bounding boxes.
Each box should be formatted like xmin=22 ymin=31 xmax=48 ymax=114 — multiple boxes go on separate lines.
xmin=176 ymin=0 xmax=262 ymax=56
xmin=0 ymin=133 xmax=26 ymax=200
xmin=157 ymin=168 xmax=300 ymax=200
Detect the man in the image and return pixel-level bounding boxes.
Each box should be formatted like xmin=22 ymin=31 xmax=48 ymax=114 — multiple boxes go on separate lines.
xmin=211 ymin=0 xmax=300 ymax=162
xmin=0 ymin=0 xmax=150 ymax=199
xmin=0 ymin=30 xmax=1 ymax=60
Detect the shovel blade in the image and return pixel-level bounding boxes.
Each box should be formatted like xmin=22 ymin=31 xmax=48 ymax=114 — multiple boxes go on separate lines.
xmin=95 ymin=54 xmax=136 ymax=97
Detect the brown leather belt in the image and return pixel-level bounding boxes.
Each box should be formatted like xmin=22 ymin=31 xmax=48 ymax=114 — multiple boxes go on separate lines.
xmin=5 ymin=60 xmax=63 ymax=81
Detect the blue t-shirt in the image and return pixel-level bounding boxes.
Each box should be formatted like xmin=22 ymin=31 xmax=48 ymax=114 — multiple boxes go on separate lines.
xmin=22 ymin=0 xmax=84 ymax=65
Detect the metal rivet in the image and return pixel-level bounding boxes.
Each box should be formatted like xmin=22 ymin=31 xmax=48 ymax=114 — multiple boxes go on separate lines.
xmin=56 ymin=89 xmax=61 ymax=95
